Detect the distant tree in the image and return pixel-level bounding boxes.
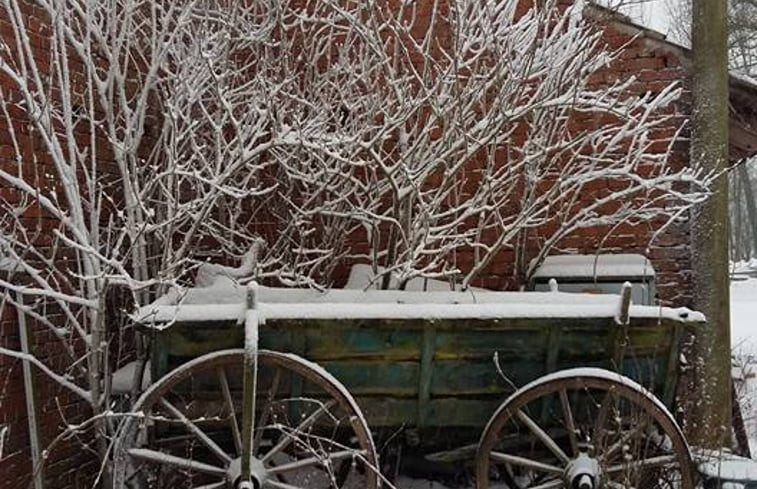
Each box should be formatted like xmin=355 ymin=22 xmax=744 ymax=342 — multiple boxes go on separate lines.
xmin=732 ymin=164 xmax=757 ymax=261
xmin=666 ymin=0 xmax=757 ymax=72
xmin=665 ymin=0 xmax=757 ymax=263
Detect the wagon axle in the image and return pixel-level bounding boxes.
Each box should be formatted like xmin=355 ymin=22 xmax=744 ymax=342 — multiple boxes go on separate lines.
xmin=229 ymin=456 xmax=265 ymax=489
xmin=565 ymin=452 xmax=600 ymax=489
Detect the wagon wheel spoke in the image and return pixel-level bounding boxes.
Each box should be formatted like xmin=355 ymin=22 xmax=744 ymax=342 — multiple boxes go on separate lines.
xmin=261 ymin=399 xmax=338 ymax=464
xmin=516 ymin=410 xmax=570 ymax=465
xmin=159 ymin=398 xmax=233 ymax=464
xmin=605 ymin=481 xmax=631 ymax=489
xmin=218 ymin=366 xmax=243 ymax=456
xmin=267 ymin=448 xmax=367 ymax=475
xmin=126 ymin=447 xmax=227 ymax=476
xmin=602 ymin=418 xmax=650 ymax=462
xmin=476 ymin=369 xmax=694 ymax=489
xmin=116 ymin=350 xmax=377 ymax=489
xmin=559 ymin=389 xmax=578 ymax=457
xmin=264 ymin=480 xmax=308 ymax=489
xmin=489 ymin=451 xmax=564 ymax=475
xmin=592 ymin=391 xmax=613 ymax=448
xmin=527 ymin=478 xmax=564 ymax=489
xmin=606 ymin=454 xmax=679 ymax=473
xmin=254 ymin=367 xmax=282 ymax=453
xmin=194 ymin=482 xmax=226 ymax=489
xmin=136 ymin=408 xmax=151 ymax=446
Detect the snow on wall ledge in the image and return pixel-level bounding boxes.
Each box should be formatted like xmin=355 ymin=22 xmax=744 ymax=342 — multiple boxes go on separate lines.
xmin=133 ymin=278 xmax=704 ymax=326
xmin=531 ymin=253 xmax=656 ymax=279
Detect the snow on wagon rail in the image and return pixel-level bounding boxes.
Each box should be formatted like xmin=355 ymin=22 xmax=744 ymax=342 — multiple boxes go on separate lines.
xmin=132 ymin=278 xmax=704 ymax=327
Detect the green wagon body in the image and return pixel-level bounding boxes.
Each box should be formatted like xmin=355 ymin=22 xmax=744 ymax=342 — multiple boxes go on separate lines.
xmin=121 ymin=286 xmax=706 ymax=488
xmin=147 ymin=310 xmax=693 ymax=444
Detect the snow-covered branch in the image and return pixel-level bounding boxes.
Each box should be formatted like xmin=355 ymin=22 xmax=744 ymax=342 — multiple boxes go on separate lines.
xmin=0 ymin=0 xmax=712 ymax=481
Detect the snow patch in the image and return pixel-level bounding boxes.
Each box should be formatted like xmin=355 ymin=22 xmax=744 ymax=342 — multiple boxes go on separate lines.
xmin=133 ymin=283 xmax=703 ymax=325
xmin=345 ymin=264 xmax=486 ymax=292
xmin=731 ymin=278 xmax=757 ymax=352
xmin=532 ymin=253 xmax=655 ymax=279
xmin=0 ymin=256 xmax=23 ymax=272
xmin=111 ymin=361 xmax=151 ymax=394
xmin=694 ymin=449 xmax=757 ymax=483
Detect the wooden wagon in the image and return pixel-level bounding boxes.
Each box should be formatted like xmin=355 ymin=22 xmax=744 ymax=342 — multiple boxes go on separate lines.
xmin=114 ymin=280 xmax=703 ymax=489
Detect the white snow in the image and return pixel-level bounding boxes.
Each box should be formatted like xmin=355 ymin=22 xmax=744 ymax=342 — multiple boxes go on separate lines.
xmin=111 ymin=361 xmax=151 ymax=395
xmin=195 ymin=240 xmax=264 ymax=288
xmin=593 ymin=0 xmax=678 ymax=44
xmin=733 ymin=259 xmax=757 ymax=276
xmin=0 ymin=256 xmax=22 ymax=272
xmin=730 ymin=275 xmax=757 ymax=459
xmin=244 ymin=310 xmax=259 ymax=357
xmin=344 ymin=264 xmax=487 ymax=292
xmin=134 ymin=280 xmax=703 ymax=325
xmin=152 ymin=276 xmax=623 ymax=307
xmin=531 ymin=254 xmax=656 ymax=279
xmin=736 ymin=361 xmax=757 ymax=456
xmin=695 ymin=449 xmax=757 ymax=483
xmin=731 ymin=278 xmax=757 ymax=353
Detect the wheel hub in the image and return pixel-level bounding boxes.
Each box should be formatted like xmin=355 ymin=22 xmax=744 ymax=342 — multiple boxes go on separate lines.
xmin=227 ymin=456 xmax=268 ymax=489
xmin=565 ymin=452 xmax=601 ymax=489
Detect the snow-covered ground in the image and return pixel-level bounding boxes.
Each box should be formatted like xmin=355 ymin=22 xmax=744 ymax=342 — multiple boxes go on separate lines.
xmin=732 ymin=277 xmax=757 ymax=354
xmin=732 ymin=269 xmax=757 ymax=458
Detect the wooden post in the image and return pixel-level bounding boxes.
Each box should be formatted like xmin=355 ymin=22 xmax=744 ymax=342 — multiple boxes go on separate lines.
xmin=241 ymin=282 xmax=259 ymax=483
xmin=689 ymin=0 xmax=731 ymax=449
xmin=16 ymin=292 xmax=44 ymax=489
xmin=615 ymin=282 xmax=633 ymax=326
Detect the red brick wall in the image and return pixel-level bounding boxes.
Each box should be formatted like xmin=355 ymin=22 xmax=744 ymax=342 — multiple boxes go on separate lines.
xmin=327 ymin=10 xmax=698 ymax=305
xmin=0 ymin=3 xmax=703 ymax=488
xmin=0 ymin=306 xmax=32 ymax=489
xmin=554 ymin=16 xmax=695 ymax=307
xmin=0 ymin=1 xmax=100 ymax=487
xmin=0 ymin=301 xmax=100 ymax=489
xmin=409 ymin=12 xmax=698 ymax=304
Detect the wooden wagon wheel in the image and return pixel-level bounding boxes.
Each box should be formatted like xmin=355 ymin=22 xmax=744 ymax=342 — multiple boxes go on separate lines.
xmin=476 ymin=368 xmax=694 ymax=489
xmin=114 ymin=349 xmax=379 ymax=489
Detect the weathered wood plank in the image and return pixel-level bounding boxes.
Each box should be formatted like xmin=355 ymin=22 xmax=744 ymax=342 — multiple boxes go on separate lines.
xmin=356 ymin=397 xmax=505 ymax=428
xmin=152 ymin=316 xmax=686 ymax=421
xmin=317 ymin=361 xmax=420 ymax=395
xmin=430 ymin=360 xmax=537 ymax=396
xmin=418 ymin=325 xmax=436 ymax=427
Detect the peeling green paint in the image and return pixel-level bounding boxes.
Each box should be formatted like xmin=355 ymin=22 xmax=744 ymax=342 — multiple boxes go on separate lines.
xmin=148 ymin=316 xmax=696 ymax=434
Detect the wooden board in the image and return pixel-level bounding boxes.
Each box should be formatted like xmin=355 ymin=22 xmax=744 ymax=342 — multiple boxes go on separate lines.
xmin=150 ymin=316 xmax=694 ymax=435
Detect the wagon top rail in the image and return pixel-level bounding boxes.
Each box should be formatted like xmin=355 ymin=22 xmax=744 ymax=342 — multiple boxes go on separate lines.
xmin=133 ymin=278 xmax=704 ymax=327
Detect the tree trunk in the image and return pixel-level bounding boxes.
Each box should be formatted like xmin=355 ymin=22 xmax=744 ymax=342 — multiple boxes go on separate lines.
xmin=688 ymin=0 xmax=732 ymax=449
xmin=739 ymin=162 xmax=757 ymax=258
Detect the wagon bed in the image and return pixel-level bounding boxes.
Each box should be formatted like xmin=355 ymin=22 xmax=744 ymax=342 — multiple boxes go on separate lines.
xmin=119 ymin=280 xmax=704 ymax=489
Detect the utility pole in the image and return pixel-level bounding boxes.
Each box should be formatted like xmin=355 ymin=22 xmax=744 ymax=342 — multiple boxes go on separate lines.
xmin=689 ymin=0 xmax=731 ymax=449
